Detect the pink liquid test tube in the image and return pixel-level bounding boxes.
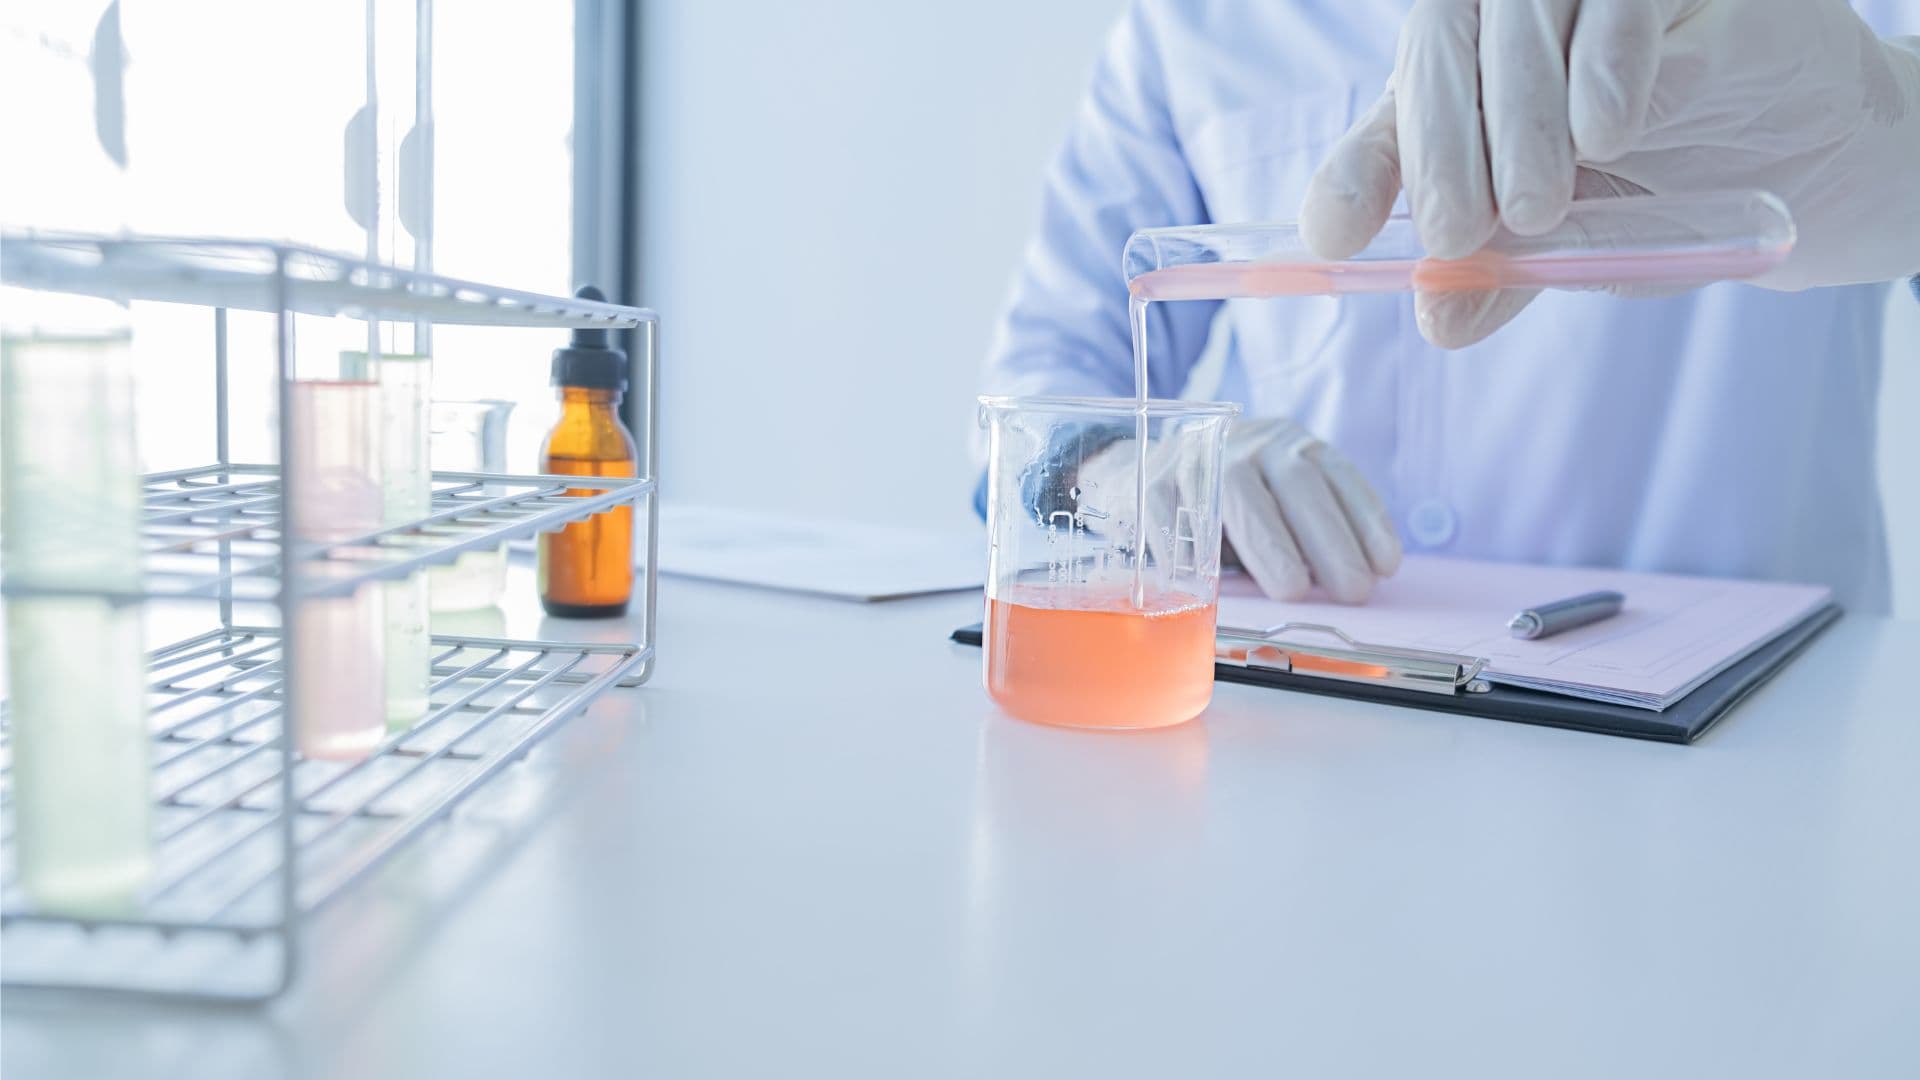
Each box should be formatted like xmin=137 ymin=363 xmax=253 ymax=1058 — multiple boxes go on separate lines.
xmin=1123 ymin=189 xmax=1796 ymax=300
xmin=286 ymin=380 xmax=387 ymax=761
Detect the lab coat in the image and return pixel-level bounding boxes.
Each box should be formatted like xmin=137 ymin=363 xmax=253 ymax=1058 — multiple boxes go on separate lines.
xmin=983 ymin=0 xmax=1919 ymax=612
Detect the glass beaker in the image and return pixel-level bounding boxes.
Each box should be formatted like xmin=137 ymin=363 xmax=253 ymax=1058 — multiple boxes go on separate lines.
xmin=977 ymin=396 xmax=1238 ymax=730
xmin=427 ymin=400 xmax=514 ymax=613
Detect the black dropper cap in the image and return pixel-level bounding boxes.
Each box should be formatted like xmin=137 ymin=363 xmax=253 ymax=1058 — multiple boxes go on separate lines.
xmin=551 ymin=285 xmax=628 ymax=390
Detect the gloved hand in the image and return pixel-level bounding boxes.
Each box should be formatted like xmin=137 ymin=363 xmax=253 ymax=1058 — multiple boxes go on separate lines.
xmin=1077 ymin=417 xmax=1401 ymax=603
xmin=1299 ymin=0 xmax=1920 ymax=347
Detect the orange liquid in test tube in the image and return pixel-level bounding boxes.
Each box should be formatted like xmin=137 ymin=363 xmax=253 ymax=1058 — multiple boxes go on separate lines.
xmin=984 ymin=591 xmax=1218 ymax=730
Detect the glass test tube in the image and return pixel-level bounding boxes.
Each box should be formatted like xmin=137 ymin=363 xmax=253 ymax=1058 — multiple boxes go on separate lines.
xmin=427 ymin=400 xmax=515 ymax=613
xmin=287 ymin=379 xmax=387 ymax=760
xmin=1122 ymin=190 xmax=1797 ymax=299
xmin=0 ymin=312 xmax=153 ymax=913
xmin=344 ymin=352 xmax=433 ymax=730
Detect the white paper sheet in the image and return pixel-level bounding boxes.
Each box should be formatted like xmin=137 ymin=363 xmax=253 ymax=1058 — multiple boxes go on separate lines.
xmin=1217 ymin=555 xmax=1831 ymax=709
xmin=656 ymin=505 xmax=984 ymax=601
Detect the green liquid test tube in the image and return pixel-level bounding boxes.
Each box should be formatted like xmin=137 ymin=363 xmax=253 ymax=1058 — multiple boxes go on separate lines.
xmin=343 ymin=351 xmax=433 ymax=731
xmin=1 ymin=315 xmax=153 ymax=914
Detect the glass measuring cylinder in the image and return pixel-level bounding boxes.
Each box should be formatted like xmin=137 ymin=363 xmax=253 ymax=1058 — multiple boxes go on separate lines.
xmin=978 ymin=396 xmax=1238 ymax=730
xmin=427 ymin=400 xmax=514 ymax=613
xmin=1122 ymin=190 xmax=1796 ymax=300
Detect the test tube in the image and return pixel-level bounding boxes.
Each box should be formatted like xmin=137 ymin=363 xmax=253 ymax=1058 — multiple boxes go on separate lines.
xmin=343 ymin=351 xmax=433 ymax=730
xmin=286 ymin=379 xmax=387 ymax=760
xmin=1123 ymin=189 xmax=1797 ymax=300
xmin=1 ymin=310 xmax=153 ymax=913
xmin=289 ymin=563 xmax=387 ymax=760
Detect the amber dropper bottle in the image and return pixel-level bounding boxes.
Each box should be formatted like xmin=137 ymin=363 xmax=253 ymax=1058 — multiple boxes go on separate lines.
xmin=538 ymin=286 xmax=637 ymax=618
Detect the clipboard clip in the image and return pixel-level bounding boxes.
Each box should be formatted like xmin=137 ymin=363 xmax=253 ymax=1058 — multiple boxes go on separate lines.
xmin=1215 ymin=622 xmax=1493 ymax=696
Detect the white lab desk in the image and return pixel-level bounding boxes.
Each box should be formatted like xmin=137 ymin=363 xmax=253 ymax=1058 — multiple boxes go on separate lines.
xmin=5 ymin=569 xmax=1919 ymax=1079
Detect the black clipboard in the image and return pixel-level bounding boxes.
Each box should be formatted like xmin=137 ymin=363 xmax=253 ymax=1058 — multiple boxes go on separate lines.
xmin=950 ymin=603 xmax=1840 ymax=744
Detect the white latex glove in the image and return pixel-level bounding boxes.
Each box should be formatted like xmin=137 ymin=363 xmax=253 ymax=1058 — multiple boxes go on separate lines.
xmin=1300 ymin=0 xmax=1920 ymax=347
xmin=1078 ymin=417 xmax=1401 ymax=604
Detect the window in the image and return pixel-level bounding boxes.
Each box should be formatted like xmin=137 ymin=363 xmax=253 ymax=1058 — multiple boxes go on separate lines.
xmin=2 ymin=0 xmax=619 ymax=475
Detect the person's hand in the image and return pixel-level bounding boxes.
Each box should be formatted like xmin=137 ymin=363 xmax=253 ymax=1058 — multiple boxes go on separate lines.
xmin=1077 ymin=417 xmax=1401 ymax=603
xmin=1299 ymin=0 xmax=1920 ymax=347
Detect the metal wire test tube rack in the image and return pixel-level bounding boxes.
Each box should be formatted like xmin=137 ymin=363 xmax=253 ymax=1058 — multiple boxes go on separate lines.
xmin=0 ymin=233 xmax=660 ymax=1000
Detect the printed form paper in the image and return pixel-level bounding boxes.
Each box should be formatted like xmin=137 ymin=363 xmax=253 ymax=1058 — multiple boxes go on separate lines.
xmin=657 ymin=505 xmax=984 ymax=601
xmin=1217 ymin=555 xmax=1831 ymax=709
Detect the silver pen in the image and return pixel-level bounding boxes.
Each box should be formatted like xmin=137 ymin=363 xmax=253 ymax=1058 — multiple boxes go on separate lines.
xmin=1507 ymin=590 xmax=1625 ymax=640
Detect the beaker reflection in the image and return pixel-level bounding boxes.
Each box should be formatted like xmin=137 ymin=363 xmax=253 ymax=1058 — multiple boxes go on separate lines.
xmin=959 ymin=716 xmax=1212 ymax=1020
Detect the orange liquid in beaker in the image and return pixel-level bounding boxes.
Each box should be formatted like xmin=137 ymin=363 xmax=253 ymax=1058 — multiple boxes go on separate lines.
xmin=984 ymin=591 xmax=1218 ymax=730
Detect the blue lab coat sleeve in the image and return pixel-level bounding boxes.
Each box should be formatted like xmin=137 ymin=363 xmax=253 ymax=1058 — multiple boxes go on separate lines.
xmin=979 ymin=3 xmax=1221 ymax=404
xmin=974 ymin=3 xmax=1223 ymax=518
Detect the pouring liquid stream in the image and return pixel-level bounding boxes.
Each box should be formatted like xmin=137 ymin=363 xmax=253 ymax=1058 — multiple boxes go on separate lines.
xmin=1128 ymin=294 xmax=1151 ymax=610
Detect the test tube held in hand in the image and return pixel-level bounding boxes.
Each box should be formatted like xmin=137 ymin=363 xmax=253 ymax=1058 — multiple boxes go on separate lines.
xmin=1122 ymin=190 xmax=1796 ymax=300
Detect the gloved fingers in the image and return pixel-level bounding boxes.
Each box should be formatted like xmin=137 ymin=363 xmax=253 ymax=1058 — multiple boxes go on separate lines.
xmin=1220 ymin=454 xmax=1312 ymax=601
xmin=1070 ymin=440 xmax=1133 ymax=524
xmin=1256 ymin=442 xmax=1379 ymax=605
xmin=1480 ymin=0 xmax=1578 ymax=235
xmin=1563 ymin=168 xmax=1702 ymax=300
xmin=1567 ymin=0 xmax=1674 ymax=163
xmin=1082 ymin=437 xmax=1192 ymax=579
xmin=1397 ymin=0 xmax=1499 ymax=259
xmin=1301 ymin=89 xmax=1403 ymax=260
xmin=1568 ymin=165 xmax=1649 ymax=205
xmin=1414 ymin=285 xmax=1541 ymax=349
xmin=1407 ymin=166 xmax=1656 ymax=345
xmin=1309 ymin=445 xmax=1403 ymax=578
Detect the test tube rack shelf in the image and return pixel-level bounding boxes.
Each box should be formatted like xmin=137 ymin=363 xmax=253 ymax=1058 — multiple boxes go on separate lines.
xmin=0 ymin=231 xmax=661 ymax=1001
xmin=0 ymin=628 xmax=645 ymax=999
xmin=1 ymin=232 xmax=645 ymax=329
xmin=6 ymin=462 xmax=660 ymax=606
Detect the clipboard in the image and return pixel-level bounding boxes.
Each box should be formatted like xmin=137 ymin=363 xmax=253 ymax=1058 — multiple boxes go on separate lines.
xmin=949 ymin=602 xmax=1840 ymax=744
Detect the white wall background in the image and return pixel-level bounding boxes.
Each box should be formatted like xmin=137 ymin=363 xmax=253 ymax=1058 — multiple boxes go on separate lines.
xmin=639 ymin=1 xmax=1920 ymax=617
xmin=639 ymin=0 xmax=1126 ymax=535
